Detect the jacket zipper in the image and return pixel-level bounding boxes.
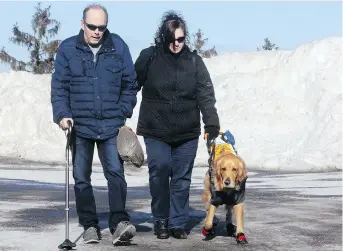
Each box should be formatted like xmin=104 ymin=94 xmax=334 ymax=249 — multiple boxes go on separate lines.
xmin=171 ymin=60 xmax=178 ymax=140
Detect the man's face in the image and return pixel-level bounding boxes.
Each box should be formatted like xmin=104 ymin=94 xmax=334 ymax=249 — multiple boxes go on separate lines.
xmin=81 ymin=8 xmax=107 ymax=45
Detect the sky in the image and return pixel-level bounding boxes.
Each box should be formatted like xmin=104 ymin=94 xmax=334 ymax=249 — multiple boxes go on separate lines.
xmin=0 ymin=0 xmax=341 ymax=73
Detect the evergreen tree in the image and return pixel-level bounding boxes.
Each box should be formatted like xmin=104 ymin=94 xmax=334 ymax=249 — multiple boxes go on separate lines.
xmin=257 ymin=38 xmax=279 ymax=51
xmin=0 ymin=2 xmax=61 ymax=74
xmin=190 ymin=29 xmax=218 ymax=58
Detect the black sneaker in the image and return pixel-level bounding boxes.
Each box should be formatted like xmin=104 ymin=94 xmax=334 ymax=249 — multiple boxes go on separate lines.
xmin=83 ymin=226 xmax=101 ymax=244
xmin=154 ymin=220 xmax=169 ymax=239
xmin=171 ymin=228 xmax=187 ymax=239
xmin=112 ymin=221 xmax=136 ymax=245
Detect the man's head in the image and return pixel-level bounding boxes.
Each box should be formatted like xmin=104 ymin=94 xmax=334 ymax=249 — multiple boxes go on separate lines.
xmin=81 ymin=4 xmax=108 ymax=46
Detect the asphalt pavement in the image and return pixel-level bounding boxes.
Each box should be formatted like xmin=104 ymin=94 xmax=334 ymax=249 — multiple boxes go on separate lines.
xmin=0 ymin=165 xmax=341 ymax=251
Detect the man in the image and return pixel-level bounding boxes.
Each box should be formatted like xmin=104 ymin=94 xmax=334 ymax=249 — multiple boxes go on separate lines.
xmin=50 ymin=4 xmax=138 ymax=245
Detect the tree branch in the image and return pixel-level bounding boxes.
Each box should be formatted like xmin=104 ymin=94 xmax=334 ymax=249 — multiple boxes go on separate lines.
xmin=41 ymin=39 xmax=60 ymax=56
xmin=9 ymin=24 xmax=38 ymax=50
xmin=0 ymin=47 xmax=29 ymax=71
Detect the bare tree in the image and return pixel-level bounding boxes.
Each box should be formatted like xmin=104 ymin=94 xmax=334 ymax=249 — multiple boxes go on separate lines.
xmin=190 ymin=29 xmax=218 ymax=58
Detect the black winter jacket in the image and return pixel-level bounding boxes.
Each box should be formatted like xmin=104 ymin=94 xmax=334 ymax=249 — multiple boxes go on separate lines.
xmin=134 ymin=45 xmax=220 ymax=144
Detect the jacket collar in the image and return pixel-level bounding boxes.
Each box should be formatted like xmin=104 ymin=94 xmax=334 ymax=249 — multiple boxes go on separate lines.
xmin=76 ymin=29 xmax=115 ymax=51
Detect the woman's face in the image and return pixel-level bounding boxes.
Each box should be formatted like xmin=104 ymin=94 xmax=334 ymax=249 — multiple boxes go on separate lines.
xmin=168 ymin=28 xmax=185 ymax=53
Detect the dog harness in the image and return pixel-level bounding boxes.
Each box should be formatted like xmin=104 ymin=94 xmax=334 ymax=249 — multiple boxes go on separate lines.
xmin=206 ymin=131 xmax=247 ymax=207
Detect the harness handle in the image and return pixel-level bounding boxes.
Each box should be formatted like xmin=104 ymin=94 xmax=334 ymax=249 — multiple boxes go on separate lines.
xmin=206 ymin=132 xmax=228 ymax=164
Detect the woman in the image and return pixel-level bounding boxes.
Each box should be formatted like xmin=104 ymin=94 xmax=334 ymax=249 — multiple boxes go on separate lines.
xmin=134 ymin=11 xmax=220 ymax=239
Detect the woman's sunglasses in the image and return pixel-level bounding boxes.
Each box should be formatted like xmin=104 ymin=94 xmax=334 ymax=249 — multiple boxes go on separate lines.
xmin=85 ymin=22 xmax=107 ymax=32
xmin=169 ymin=36 xmax=185 ymax=43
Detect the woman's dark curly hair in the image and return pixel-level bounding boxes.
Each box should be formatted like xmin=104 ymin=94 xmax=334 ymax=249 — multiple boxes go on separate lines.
xmin=154 ymin=10 xmax=190 ymax=46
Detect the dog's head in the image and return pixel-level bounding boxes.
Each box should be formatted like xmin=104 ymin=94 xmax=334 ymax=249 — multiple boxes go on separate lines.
xmin=213 ymin=152 xmax=246 ymax=191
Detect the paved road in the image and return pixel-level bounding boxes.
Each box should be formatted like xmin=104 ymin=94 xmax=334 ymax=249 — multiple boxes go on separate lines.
xmin=0 ymin=166 xmax=341 ymax=251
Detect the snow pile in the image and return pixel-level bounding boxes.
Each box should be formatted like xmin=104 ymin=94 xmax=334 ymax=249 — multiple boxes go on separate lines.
xmin=0 ymin=36 xmax=341 ymax=172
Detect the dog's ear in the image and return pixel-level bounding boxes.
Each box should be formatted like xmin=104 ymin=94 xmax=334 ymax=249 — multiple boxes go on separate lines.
xmin=214 ymin=158 xmax=223 ymax=191
xmin=235 ymin=158 xmax=247 ymax=188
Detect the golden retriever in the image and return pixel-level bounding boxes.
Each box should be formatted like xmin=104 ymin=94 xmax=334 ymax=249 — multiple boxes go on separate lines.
xmin=201 ymin=151 xmax=248 ymax=244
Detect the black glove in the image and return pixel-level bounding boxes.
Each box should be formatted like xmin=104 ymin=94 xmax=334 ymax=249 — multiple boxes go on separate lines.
xmin=205 ymin=126 xmax=220 ymax=140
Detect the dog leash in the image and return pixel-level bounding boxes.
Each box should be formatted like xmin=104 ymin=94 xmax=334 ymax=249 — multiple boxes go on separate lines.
xmin=206 ymin=135 xmax=217 ymax=198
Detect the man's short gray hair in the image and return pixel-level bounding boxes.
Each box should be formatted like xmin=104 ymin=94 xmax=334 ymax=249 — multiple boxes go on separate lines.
xmin=83 ymin=3 xmax=108 ymax=23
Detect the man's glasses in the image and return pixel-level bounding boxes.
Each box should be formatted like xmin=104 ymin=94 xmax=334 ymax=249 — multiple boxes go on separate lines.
xmin=85 ymin=22 xmax=107 ymax=32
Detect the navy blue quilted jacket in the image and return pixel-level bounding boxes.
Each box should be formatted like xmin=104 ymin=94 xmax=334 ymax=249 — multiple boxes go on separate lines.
xmin=51 ymin=29 xmax=138 ymax=140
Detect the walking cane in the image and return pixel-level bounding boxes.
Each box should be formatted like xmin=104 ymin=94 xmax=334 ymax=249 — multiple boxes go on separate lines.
xmin=58 ymin=120 xmax=76 ymax=250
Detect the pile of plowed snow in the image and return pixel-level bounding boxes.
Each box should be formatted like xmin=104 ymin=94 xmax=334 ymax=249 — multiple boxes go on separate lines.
xmin=0 ymin=36 xmax=341 ymax=172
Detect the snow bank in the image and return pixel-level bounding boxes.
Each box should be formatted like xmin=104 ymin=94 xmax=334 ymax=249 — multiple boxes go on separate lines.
xmin=0 ymin=36 xmax=341 ymax=172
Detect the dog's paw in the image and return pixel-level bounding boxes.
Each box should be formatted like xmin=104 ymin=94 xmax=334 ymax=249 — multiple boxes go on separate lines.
xmin=201 ymin=226 xmax=216 ymax=241
xmin=236 ymin=233 xmax=248 ymax=244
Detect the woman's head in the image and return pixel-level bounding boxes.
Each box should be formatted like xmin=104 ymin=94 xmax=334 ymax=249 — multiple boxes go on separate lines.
xmin=154 ymin=10 xmax=189 ymax=53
